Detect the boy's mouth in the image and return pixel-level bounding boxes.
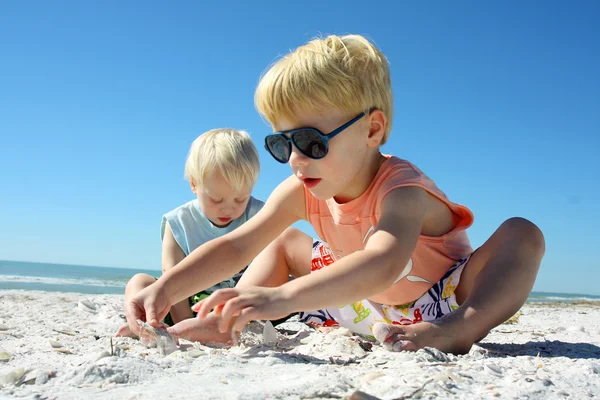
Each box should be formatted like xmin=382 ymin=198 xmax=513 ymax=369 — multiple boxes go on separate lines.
xmin=302 ymin=177 xmax=321 ymax=189
xmin=218 ymin=217 xmax=231 ymax=223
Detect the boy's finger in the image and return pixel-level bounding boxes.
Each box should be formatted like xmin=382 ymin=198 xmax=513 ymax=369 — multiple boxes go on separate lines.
xmin=191 ymin=299 xmax=205 ymax=313
xmin=232 ymin=307 xmax=256 ymax=334
xmin=219 ymin=310 xmax=240 ymax=335
xmin=213 ymin=304 xmax=225 ymax=316
xmin=197 ymin=289 xmax=238 ymax=318
xmin=220 ymin=298 xmax=247 ymax=330
xmin=125 ymin=303 xmax=143 ymax=336
xmin=145 ymin=304 xmax=159 ymax=327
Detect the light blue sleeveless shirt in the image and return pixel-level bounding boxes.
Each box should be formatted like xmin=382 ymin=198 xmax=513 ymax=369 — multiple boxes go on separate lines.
xmin=160 ymin=196 xmax=265 ymax=293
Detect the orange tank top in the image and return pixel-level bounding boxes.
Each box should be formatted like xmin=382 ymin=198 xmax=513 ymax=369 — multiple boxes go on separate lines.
xmin=304 ymin=155 xmax=474 ymax=305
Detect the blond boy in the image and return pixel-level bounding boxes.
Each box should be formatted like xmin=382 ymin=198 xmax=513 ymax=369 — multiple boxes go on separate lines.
xmin=126 ymin=35 xmax=545 ymax=354
xmin=118 ymin=128 xmax=264 ymax=342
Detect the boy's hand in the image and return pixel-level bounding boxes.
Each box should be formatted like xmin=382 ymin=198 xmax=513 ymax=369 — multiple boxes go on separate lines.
xmin=125 ymin=283 xmax=172 ymax=336
xmin=193 ymin=287 xmax=292 ymax=335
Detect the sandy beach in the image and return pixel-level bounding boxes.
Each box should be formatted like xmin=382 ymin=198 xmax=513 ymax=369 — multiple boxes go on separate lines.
xmin=1 ymin=290 xmax=599 ymax=399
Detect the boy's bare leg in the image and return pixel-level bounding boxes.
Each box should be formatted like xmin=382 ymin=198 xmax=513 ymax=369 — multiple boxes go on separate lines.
xmin=226 ymin=227 xmax=312 ymax=328
xmin=236 ymin=227 xmax=313 ymax=288
xmin=379 ymin=217 xmax=545 ymax=354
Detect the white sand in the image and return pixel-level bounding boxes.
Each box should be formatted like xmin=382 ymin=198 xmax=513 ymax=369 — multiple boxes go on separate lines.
xmin=1 ymin=290 xmax=599 ymax=400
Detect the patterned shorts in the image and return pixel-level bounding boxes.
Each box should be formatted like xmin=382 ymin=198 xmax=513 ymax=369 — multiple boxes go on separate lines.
xmin=299 ymin=240 xmax=470 ymax=338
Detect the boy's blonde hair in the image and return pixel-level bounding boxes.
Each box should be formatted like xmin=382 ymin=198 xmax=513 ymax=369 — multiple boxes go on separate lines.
xmin=184 ymin=128 xmax=260 ymax=191
xmin=255 ymin=34 xmax=393 ymax=144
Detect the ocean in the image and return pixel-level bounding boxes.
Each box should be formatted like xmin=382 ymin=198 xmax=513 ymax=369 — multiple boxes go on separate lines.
xmin=1 ymin=259 xmax=599 ymax=303
xmin=0 ymin=259 xmax=158 ymax=295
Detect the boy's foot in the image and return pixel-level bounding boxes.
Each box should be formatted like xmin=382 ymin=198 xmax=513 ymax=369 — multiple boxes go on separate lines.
xmin=372 ymin=320 xmax=476 ymax=355
xmin=167 ymin=317 xmax=235 ymax=345
xmin=115 ymin=323 xmax=138 ymax=338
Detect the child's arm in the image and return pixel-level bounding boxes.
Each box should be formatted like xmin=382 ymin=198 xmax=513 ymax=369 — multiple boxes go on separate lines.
xmin=197 ymin=186 xmax=430 ymax=332
xmin=128 ymin=176 xmax=306 ymax=327
xmin=280 ymin=186 xmax=427 ymax=309
xmin=160 ymin=222 xmax=192 ymax=323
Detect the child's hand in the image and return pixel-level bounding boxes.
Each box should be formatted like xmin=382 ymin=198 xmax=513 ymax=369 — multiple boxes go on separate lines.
xmin=125 ymin=283 xmax=172 ymax=336
xmin=193 ymin=287 xmax=292 ymax=335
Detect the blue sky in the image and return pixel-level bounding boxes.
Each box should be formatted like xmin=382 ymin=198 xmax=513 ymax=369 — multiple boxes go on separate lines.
xmin=0 ymin=1 xmax=598 ymax=295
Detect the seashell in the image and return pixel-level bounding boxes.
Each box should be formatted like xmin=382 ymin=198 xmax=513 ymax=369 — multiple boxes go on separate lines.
xmin=49 ymin=340 xmax=63 ymax=349
xmin=262 ymin=321 xmax=277 ymax=345
xmin=186 ymin=349 xmax=206 ymax=358
xmin=360 ymin=372 xmax=385 ymax=384
xmin=331 ymin=327 xmax=353 ymax=337
xmin=167 ymin=350 xmax=184 ymax=359
xmin=54 ymin=348 xmax=73 ymax=354
xmin=52 ymin=327 xmax=76 ymax=336
xmin=485 ymin=362 xmax=503 ymax=376
xmin=0 ymin=324 xmax=9 ymax=331
xmin=20 ymin=369 xmax=39 ymax=385
xmin=95 ymin=351 xmax=111 ymax=362
xmin=1 ymin=368 xmax=27 ymax=386
xmin=136 ymin=319 xmax=178 ymax=355
xmin=422 ymin=347 xmax=452 ymax=362
xmin=78 ymin=299 xmax=97 ymax=313
xmin=0 ymin=351 xmax=11 ymax=362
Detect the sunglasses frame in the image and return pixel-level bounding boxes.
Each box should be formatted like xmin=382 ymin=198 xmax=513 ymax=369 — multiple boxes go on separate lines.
xmin=264 ymin=108 xmax=375 ymax=164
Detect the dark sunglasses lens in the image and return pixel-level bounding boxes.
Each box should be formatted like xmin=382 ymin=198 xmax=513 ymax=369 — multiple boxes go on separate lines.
xmin=266 ymin=135 xmax=290 ymax=162
xmin=293 ymin=129 xmax=327 ymax=159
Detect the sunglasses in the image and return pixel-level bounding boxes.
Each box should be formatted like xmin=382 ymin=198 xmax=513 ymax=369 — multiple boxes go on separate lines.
xmin=264 ymin=109 xmax=373 ymax=164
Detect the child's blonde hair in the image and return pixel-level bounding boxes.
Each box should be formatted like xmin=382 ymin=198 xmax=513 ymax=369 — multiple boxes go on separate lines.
xmin=255 ymin=34 xmax=393 ymax=144
xmin=184 ymin=128 xmax=260 ymax=191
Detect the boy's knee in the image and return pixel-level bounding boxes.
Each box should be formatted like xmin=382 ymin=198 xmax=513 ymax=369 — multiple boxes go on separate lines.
xmin=280 ymin=227 xmax=309 ymax=241
xmin=501 ymin=217 xmax=546 ymax=256
xmin=277 ymin=227 xmax=314 ymax=275
xmin=126 ymin=273 xmax=156 ymax=290
xmin=275 ymin=227 xmax=312 ymax=249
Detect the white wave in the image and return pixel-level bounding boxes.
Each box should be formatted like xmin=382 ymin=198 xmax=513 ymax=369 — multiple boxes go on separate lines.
xmin=0 ymin=275 xmax=126 ymax=288
xmin=529 ymin=295 xmax=600 ymax=303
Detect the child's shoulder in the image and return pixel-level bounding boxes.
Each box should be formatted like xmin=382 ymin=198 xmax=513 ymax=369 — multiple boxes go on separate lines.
xmin=163 ymin=199 xmax=198 ymax=220
xmin=380 ymin=155 xmax=474 ymax=225
xmin=382 ymin=154 xmax=421 ymax=173
xmin=365 ymin=155 xmax=426 ymax=194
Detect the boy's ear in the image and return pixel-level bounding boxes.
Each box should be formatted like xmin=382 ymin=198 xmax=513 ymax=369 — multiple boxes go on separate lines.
xmin=366 ymin=109 xmax=386 ymax=148
xmin=190 ymin=180 xmax=197 ymax=194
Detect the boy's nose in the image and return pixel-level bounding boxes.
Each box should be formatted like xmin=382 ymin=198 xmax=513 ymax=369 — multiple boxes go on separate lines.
xmin=289 ymin=146 xmax=310 ymax=167
xmin=219 ymin=204 xmax=233 ymax=214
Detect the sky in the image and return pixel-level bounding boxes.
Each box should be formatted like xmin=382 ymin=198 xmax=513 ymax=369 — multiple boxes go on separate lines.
xmin=0 ymin=1 xmax=598 ymax=295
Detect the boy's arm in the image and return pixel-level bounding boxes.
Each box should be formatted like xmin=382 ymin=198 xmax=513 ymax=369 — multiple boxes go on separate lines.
xmin=160 ymin=222 xmax=192 ymax=323
xmin=278 ymin=186 xmax=428 ymax=311
xmin=157 ymin=175 xmax=306 ymax=308
xmin=197 ymin=186 xmax=430 ymax=330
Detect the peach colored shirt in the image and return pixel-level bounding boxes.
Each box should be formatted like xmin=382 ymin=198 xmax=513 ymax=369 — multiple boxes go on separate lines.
xmin=305 ymin=155 xmax=474 ymax=305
